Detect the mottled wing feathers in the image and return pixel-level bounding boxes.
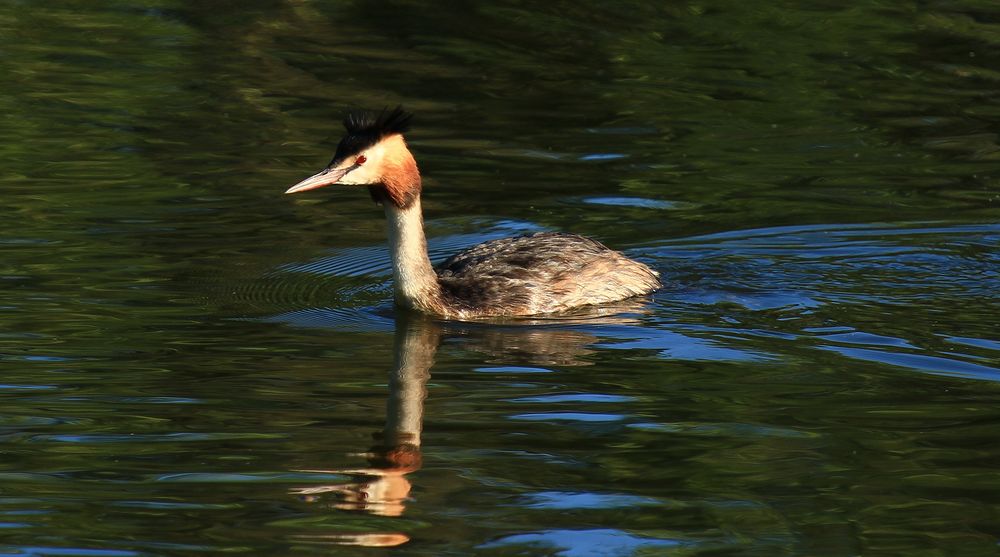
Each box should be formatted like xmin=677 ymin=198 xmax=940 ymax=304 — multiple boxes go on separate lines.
xmin=435 ymin=232 xmax=660 ymax=316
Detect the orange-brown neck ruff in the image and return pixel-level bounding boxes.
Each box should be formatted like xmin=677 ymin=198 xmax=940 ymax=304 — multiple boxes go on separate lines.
xmin=368 ymin=135 xmax=421 ymax=210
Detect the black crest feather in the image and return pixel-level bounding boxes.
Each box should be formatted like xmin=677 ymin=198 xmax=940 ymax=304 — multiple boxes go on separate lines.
xmin=344 ymin=106 xmax=413 ymax=136
xmin=331 ymin=106 xmax=413 ymax=165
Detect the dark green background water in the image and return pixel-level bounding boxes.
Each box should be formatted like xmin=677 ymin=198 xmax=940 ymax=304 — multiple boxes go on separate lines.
xmin=2 ymin=1 xmax=999 ymax=555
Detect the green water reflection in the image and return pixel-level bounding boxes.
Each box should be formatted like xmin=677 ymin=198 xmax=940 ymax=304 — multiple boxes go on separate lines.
xmin=1 ymin=1 xmax=999 ymax=555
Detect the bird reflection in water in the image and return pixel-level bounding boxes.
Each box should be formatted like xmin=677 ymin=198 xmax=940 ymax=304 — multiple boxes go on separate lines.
xmin=287 ymin=303 xmax=648 ymax=547
xmin=288 ymin=312 xmax=434 ymax=547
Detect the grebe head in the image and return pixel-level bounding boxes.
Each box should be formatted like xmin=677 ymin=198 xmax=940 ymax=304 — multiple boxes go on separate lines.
xmin=285 ymin=106 xmax=419 ymax=207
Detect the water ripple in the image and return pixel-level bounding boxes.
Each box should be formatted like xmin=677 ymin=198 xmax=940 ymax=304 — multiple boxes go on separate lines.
xmin=7 ymin=548 xmax=139 ymax=557
xmin=510 ymin=412 xmax=628 ymax=423
xmin=479 ymin=528 xmax=685 ymax=556
xmin=519 ymin=491 xmax=662 ymax=510
xmin=818 ymin=345 xmax=1000 ymax=383
xmin=33 ymin=432 xmax=284 ymax=444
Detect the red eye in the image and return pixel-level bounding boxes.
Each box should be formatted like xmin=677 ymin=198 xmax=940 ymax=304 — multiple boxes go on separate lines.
xmin=356 ymin=155 xmax=367 ymax=165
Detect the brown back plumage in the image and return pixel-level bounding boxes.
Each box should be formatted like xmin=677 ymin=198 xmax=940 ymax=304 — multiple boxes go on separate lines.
xmin=435 ymin=232 xmax=660 ymax=317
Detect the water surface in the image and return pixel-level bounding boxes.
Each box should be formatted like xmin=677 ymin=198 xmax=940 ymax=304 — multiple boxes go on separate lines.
xmin=2 ymin=1 xmax=999 ymax=555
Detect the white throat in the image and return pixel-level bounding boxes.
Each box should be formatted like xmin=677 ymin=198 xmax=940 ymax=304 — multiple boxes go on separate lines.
xmin=384 ymin=197 xmax=440 ymax=312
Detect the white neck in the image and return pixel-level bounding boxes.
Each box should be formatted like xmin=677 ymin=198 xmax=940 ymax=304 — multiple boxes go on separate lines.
xmin=384 ymin=197 xmax=441 ymax=312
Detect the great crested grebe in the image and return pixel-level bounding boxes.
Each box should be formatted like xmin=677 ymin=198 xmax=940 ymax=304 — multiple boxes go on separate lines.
xmin=285 ymin=107 xmax=661 ymax=319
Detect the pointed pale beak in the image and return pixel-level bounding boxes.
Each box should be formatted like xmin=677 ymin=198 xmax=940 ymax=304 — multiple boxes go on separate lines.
xmin=284 ymin=166 xmax=351 ymax=194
